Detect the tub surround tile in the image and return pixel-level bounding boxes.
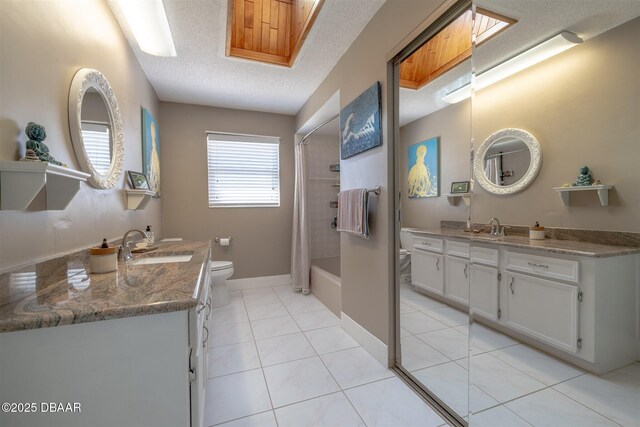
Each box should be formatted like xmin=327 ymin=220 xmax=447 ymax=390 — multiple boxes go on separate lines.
xmin=321 ymin=346 xmax=394 ymax=389
xmin=0 ymin=240 xmax=211 ymax=333
xmin=255 ymin=332 xmax=316 ymax=366
xmin=304 ymin=326 xmax=359 ymax=355
xmin=274 ymin=392 xmax=365 ymax=427
xmin=205 ymin=369 xmax=272 ymax=426
xmin=263 ymin=357 xmax=340 ymax=408
xmin=345 ymin=377 xmax=444 ymax=427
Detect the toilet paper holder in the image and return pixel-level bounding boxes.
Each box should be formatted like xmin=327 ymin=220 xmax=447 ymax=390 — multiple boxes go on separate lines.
xmin=214 ymin=237 xmax=233 ymax=243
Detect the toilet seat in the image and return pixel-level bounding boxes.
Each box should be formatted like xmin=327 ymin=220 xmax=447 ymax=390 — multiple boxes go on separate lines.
xmin=211 ymin=261 xmax=233 ymax=271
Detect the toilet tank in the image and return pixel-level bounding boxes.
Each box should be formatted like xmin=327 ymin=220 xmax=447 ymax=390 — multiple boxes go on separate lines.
xmin=400 ymin=228 xmax=414 ymax=250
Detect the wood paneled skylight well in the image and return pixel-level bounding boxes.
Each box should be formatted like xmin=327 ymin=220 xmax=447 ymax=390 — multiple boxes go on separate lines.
xmin=400 ymin=8 xmax=515 ymax=90
xmin=226 ymin=0 xmax=324 ymax=67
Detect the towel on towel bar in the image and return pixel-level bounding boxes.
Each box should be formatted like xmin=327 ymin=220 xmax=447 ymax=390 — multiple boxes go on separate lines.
xmin=336 ymin=188 xmax=370 ymax=238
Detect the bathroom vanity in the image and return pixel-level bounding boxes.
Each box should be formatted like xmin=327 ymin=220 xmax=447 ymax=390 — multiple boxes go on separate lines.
xmin=0 ymin=240 xmax=211 ymax=427
xmin=408 ymin=228 xmax=640 ymax=374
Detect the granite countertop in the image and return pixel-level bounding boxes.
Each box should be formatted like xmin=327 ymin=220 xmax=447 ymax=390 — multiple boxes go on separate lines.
xmin=406 ymin=228 xmax=640 ymax=258
xmin=0 ymin=240 xmax=211 ymax=333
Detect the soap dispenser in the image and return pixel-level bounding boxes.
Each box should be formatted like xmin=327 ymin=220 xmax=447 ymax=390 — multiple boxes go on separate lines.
xmin=145 ymin=225 xmax=155 ymax=245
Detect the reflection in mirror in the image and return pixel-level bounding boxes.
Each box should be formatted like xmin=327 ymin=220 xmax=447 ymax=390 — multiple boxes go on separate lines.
xmin=469 ymin=1 xmax=640 ymax=426
xmin=80 ymin=89 xmax=112 ymax=174
xmin=395 ymin=2 xmax=475 ymax=424
xmin=483 ymin=137 xmax=530 ymax=186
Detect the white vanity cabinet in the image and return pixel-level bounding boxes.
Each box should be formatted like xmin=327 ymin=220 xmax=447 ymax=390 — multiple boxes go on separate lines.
xmin=444 ymin=240 xmax=470 ymax=305
xmin=408 ymin=231 xmax=639 ymax=373
xmin=411 ymin=236 xmax=444 ymax=295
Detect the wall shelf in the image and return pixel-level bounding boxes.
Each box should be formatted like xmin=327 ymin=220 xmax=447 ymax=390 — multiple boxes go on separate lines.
xmin=0 ymin=160 xmax=90 ymax=210
xmin=126 ymin=189 xmax=156 ymax=210
xmin=444 ymin=193 xmax=471 ymax=206
xmin=553 ymin=185 xmax=613 ymax=207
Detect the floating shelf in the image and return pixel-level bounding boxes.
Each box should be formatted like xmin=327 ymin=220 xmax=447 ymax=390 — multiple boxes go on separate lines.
xmin=0 ymin=160 xmax=90 ymax=210
xmin=553 ymin=185 xmax=613 ymax=207
xmin=444 ymin=193 xmax=471 ymax=206
xmin=126 ymin=189 xmax=156 ymax=210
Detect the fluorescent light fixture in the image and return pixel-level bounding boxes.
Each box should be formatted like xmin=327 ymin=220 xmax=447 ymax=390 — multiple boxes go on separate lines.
xmin=442 ymin=31 xmax=582 ymax=104
xmin=116 ymin=0 xmax=176 ymax=57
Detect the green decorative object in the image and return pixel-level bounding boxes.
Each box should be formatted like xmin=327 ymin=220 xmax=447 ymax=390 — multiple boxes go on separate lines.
xmin=25 ymin=122 xmax=66 ymax=167
xmin=572 ymin=165 xmax=593 ymax=186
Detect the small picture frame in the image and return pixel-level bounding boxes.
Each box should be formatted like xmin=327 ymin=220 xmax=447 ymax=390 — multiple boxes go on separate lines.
xmin=450 ymin=181 xmax=470 ymax=194
xmin=128 ymin=171 xmax=151 ymax=190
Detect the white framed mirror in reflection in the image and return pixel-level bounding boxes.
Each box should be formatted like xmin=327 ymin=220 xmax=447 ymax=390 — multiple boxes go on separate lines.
xmin=68 ymin=68 xmax=124 ymax=189
xmin=474 ymin=128 xmax=541 ymax=195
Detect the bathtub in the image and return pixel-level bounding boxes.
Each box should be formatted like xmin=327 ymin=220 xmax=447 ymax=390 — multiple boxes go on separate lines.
xmin=310 ymin=257 xmax=341 ymax=317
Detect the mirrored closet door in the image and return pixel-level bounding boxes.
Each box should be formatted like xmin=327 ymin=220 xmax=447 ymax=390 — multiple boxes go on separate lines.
xmin=468 ymin=1 xmax=640 ymax=426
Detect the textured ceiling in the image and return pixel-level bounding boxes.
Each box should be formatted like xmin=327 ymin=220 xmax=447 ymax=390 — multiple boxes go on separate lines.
xmin=109 ymin=0 xmax=386 ymax=115
xmin=399 ymin=0 xmax=640 ymax=126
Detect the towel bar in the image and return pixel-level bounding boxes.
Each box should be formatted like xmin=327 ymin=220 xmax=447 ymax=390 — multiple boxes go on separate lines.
xmin=367 ymin=186 xmax=381 ymax=195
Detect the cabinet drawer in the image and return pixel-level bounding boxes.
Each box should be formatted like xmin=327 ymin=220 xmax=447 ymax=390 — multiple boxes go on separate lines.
xmin=446 ymin=240 xmax=469 ymax=258
xmin=506 ymin=251 xmax=579 ymax=283
xmin=412 ymin=236 xmax=443 ymax=253
xmin=470 ymin=246 xmax=498 ymax=266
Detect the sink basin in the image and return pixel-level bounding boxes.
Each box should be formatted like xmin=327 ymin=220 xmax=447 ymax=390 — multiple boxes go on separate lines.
xmin=131 ymin=255 xmax=193 ymax=265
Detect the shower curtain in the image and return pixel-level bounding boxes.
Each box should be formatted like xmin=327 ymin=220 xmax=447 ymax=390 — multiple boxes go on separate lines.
xmin=291 ymin=142 xmax=310 ymax=294
xmin=484 ymin=157 xmax=500 ymax=184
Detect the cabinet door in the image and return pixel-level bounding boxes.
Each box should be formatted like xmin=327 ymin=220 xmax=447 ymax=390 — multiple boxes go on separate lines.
xmin=505 ymin=272 xmax=579 ymax=353
xmin=412 ymin=248 xmax=444 ymax=295
xmin=470 ymin=264 xmax=499 ymax=321
xmin=445 ymin=255 xmax=469 ymax=305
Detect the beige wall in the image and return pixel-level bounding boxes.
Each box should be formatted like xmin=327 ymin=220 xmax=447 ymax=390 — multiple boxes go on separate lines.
xmin=400 ymin=101 xmax=471 ymax=229
xmin=296 ymin=0 xmax=449 ymax=347
xmin=0 ymin=0 xmax=161 ymax=271
xmin=471 ymin=17 xmax=640 ymax=231
xmin=159 ymin=102 xmax=295 ymax=279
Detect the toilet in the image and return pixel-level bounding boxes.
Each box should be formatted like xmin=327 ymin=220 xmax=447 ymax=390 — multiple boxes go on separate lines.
xmin=399 ymin=228 xmax=414 ymax=282
xmin=210 ymin=260 xmax=234 ymax=308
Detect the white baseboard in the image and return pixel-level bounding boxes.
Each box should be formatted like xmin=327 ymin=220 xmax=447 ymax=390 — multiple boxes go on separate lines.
xmin=341 ymin=312 xmax=390 ymax=368
xmin=226 ymin=274 xmax=292 ymax=291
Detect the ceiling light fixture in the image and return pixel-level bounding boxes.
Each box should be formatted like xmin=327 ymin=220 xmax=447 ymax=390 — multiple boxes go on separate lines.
xmin=115 ymin=0 xmax=176 ymax=57
xmin=442 ymin=31 xmax=582 ymax=104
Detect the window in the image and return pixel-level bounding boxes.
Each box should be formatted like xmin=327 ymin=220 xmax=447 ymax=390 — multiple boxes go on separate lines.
xmin=81 ymin=121 xmax=111 ymax=173
xmin=206 ymin=133 xmax=280 ymax=207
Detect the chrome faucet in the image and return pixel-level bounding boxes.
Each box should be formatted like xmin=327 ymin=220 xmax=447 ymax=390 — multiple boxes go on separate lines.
xmin=119 ymin=229 xmax=147 ymax=261
xmin=488 ymin=217 xmax=505 ymax=237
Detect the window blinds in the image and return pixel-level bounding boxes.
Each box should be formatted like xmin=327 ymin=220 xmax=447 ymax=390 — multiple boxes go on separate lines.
xmin=206 ymin=133 xmax=281 ymax=207
xmin=81 ymin=122 xmax=111 ymax=173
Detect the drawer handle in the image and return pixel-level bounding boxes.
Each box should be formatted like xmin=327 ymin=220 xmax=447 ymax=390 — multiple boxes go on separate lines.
xmin=197 ymin=301 xmax=207 ymax=313
xmin=510 ymin=277 xmax=515 ymax=294
xmin=205 ymin=297 xmax=212 ymax=317
xmin=422 ymin=241 xmax=432 ymax=246
xmin=464 ymin=264 xmax=468 ymax=278
xmin=528 ymin=262 xmax=549 ymax=269
xmin=202 ymin=325 xmax=209 ymax=347
xmin=436 ymin=258 xmax=440 ymax=271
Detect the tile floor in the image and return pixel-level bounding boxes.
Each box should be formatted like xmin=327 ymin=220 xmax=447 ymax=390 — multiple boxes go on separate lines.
xmin=399 ymin=282 xmax=640 ymax=426
xmin=205 ymin=285 xmax=447 ymax=427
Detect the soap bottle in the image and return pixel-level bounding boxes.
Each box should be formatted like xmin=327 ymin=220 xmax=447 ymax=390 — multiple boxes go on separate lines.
xmin=145 ymin=225 xmax=155 ymax=245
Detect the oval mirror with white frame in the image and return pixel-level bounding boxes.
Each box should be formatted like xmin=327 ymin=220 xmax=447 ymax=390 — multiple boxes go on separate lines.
xmin=474 ymin=128 xmax=542 ymax=195
xmin=68 ymin=68 xmax=124 ymax=189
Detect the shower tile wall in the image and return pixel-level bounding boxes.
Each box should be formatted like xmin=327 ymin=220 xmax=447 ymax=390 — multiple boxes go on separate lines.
xmin=307 ymin=135 xmax=340 ymax=259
